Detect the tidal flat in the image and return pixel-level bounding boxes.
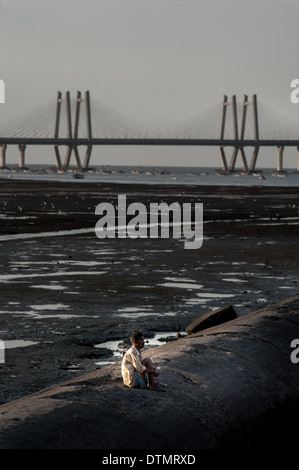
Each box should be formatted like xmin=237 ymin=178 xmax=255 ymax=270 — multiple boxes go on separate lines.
xmin=0 ymin=179 xmax=298 ymax=404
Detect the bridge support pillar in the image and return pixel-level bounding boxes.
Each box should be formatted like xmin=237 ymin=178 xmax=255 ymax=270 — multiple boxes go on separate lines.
xmin=82 ymin=90 xmax=93 ymax=170
xmin=18 ymin=144 xmax=26 ymax=169
xmin=54 ymin=90 xmax=92 ymax=171
xmin=0 ymin=144 xmax=7 ymax=168
xmin=219 ymin=147 xmax=228 ymax=172
xmin=53 ymin=92 xmax=63 ymax=170
xmin=54 ymin=145 xmax=63 ymax=170
xmin=219 ymin=95 xmax=236 ymax=173
xmin=277 ymin=145 xmax=284 ymax=172
xmin=228 ymin=147 xmax=240 ymax=172
xmin=249 ymin=146 xmax=260 ymax=173
xmin=297 ymin=146 xmax=299 ymax=172
xmin=229 ymin=95 xmax=249 ymax=173
xmin=83 ymin=145 xmax=93 ymax=170
xmin=219 ymin=94 xmax=260 ymax=173
xmin=229 ymin=147 xmax=249 ymax=172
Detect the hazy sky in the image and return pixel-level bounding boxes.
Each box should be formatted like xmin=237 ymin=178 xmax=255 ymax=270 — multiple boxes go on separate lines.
xmin=1 ymin=0 xmax=299 ymax=167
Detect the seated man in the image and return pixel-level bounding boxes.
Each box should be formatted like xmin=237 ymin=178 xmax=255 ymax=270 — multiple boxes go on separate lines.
xmin=121 ymin=331 xmax=165 ymax=392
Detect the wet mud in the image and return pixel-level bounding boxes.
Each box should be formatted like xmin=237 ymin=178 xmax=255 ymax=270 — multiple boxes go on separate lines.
xmin=0 ymin=179 xmax=298 ymax=404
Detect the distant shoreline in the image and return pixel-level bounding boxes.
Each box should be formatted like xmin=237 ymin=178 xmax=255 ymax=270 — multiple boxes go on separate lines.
xmin=0 ymin=164 xmax=299 ymax=187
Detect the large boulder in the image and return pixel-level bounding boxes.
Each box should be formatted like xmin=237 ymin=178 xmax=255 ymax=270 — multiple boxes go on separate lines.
xmin=185 ymin=304 xmax=237 ymax=335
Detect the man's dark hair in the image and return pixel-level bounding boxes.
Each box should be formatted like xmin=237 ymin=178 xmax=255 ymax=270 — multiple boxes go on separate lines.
xmin=130 ymin=331 xmax=144 ymax=345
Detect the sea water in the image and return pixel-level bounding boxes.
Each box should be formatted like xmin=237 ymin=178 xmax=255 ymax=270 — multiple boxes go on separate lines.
xmin=1 ymin=165 xmax=299 ymax=187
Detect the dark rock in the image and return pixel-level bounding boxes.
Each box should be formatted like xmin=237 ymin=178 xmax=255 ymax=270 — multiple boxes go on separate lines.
xmin=158 ymin=335 xmax=177 ymax=343
xmin=185 ymin=305 xmax=237 ymax=335
xmin=80 ymin=348 xmax=112 ymax=359
xmin=72 ymin=339 xmax=94 ymax=347
xmin=117 ymin=338 xmax=131 ymax=349
xmin=72 ymin=338 xmax=104 ymax=348
xmin=60 ymin=364 xmax=84 ymax=371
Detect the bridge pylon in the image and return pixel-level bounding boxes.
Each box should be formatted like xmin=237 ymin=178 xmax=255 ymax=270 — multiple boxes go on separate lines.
xmin=219 ymin=94 xmax=260 ymax=173
xmin=54 ymin=90 xmax=93 ymax=171
xmin=0 ymin=144 xmax=7 ymax=169
xmin=18 ymin=144 xmax=26 ymax=169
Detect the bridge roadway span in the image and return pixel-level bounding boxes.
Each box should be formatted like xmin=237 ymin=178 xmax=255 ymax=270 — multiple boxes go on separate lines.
xmin=0 ymin=137 xmax=299 ymax=146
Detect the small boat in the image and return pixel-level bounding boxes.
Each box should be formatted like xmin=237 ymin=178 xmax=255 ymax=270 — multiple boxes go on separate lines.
xmin=72 ymin=173 xmax=85 ymax=179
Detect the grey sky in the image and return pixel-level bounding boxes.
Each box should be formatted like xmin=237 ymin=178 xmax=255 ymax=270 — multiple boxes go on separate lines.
xmin=0 ymin=0 xmax=299 ymax=167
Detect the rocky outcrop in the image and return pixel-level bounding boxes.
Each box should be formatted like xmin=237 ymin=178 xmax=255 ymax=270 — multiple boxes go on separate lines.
xmin=185 ymin=304 xmax=237 ymax=335
xmin=0 ymin=296 xmax=299 ymax=449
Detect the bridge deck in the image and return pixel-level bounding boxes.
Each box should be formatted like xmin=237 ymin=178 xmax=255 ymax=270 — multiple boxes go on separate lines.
xmin=0 ymin=138 xmax=298 ymax=146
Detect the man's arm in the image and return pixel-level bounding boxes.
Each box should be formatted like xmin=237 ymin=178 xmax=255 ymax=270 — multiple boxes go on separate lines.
xmin=141 ymin=358 xmax=159 ymax=377
xmin=144 ymin=367 xmax=159 ymax=377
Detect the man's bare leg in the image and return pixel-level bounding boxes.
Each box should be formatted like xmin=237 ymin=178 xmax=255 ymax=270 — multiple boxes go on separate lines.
xmin=141 ymin=357 xmax=158 ymax=387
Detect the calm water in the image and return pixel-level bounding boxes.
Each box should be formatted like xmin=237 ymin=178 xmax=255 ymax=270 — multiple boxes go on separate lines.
xmin=1 ymin=165 xmax=299 ymax=187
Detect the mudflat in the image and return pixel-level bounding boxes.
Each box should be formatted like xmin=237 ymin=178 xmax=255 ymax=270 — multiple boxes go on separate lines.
xmin=0 ymin=179 xmax=298 ymax=404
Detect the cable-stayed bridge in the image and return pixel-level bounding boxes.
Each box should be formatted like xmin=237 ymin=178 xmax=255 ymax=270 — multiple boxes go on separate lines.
xmin=0 ymin=91 xmax=299 ymax=173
